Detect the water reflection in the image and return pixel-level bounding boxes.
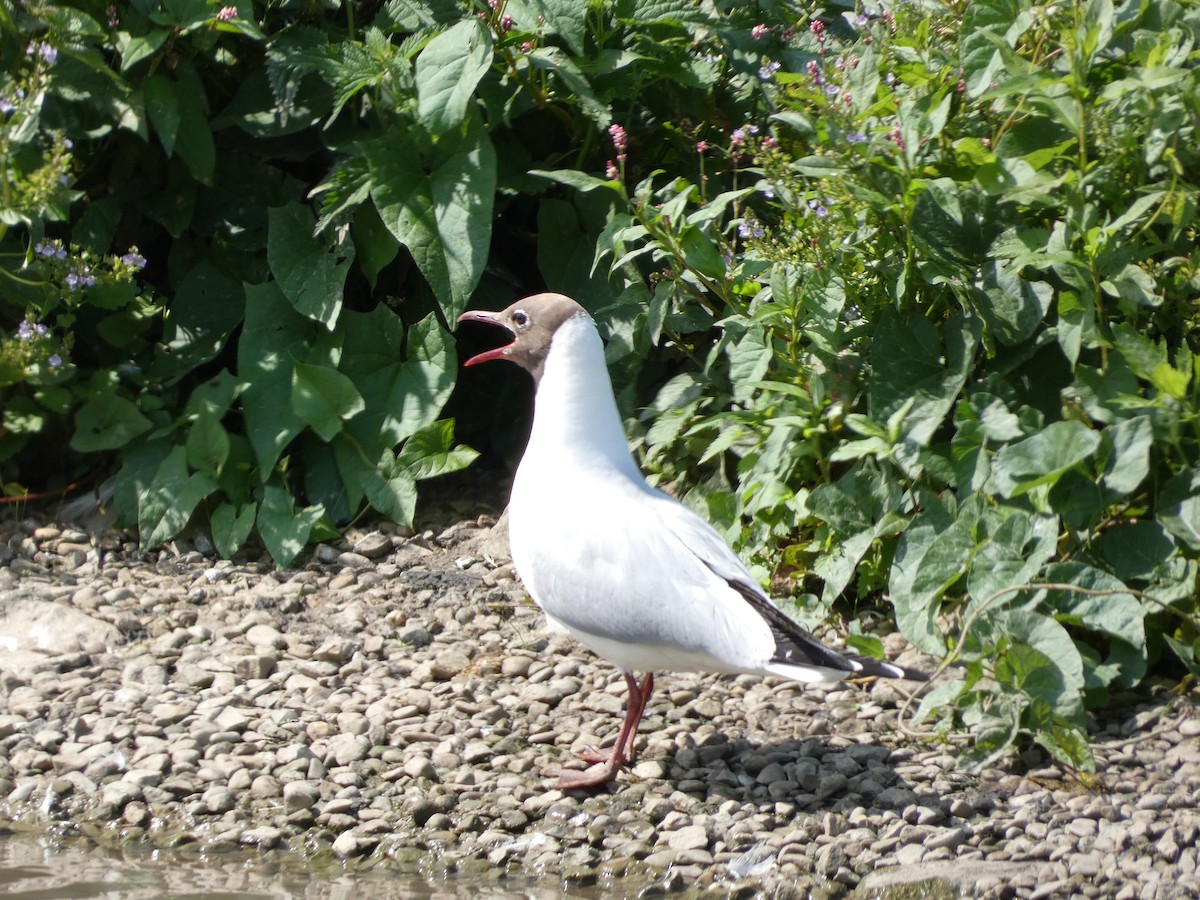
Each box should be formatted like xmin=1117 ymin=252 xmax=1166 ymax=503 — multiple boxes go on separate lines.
xmin=0 ymin=832 xmax=583 ymax=900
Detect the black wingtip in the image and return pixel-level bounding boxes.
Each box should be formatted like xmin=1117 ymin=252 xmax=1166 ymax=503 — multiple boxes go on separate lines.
xmin=851 ymin=657 xmax=931 ymax=682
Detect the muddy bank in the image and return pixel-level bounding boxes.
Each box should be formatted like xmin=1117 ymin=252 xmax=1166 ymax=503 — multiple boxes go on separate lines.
xmin=1 ymin=507 xmax=1198 ymax=899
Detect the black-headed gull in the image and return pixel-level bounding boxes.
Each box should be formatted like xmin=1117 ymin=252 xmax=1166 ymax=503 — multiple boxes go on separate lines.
xmin=459 ymin=293 xmax=926 ymax=790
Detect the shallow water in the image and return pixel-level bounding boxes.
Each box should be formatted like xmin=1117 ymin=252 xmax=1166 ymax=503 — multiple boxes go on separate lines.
xmin=0 ymin=832 xmax=586 ymax=900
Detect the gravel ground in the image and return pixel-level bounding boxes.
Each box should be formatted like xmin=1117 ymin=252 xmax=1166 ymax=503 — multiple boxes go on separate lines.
xmin=1 ymin=500 xmax=1198 ymax=899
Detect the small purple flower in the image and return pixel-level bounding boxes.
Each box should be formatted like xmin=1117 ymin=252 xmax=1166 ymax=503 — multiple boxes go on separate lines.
xmin=48 ymin=354 xmax=63 ymax=368
xmin=747 ymin=124 xmax=760 ymax=135
xmin=758 ymin=61 xmax=781 ymax=80
xmin=761 ymin=185 xmax=775 ymax=199
xmin=730 ymin=128 xmax=747 ymax=147
xmin=35 ymin=241 xmax=54 ymax=257
xmin=847 ymin=131 xmax=867 ymax=144
xmin=0 ymin=98 xmax=13 ymax=115
xmin=500 ymin=14 xmax=514 ymax=31
xmin=34 ymin=322 xmax=48 ymax=336
xmin=17 ymin=320 xmax=33 ymax=340
xmin=121 ymin=251 xmax=147 ymax=269
xmin=808 ymin=199 xmax=829 ymax=217
xmin=855 ymin=14 xmax=869 ymax=27
xmin=737 ymin=220 xmax=765 ymax=239
xmin=65 ymin=272 xmax=79 ymax=290
xmin=824 ymin=84 xmax=840 ymax=98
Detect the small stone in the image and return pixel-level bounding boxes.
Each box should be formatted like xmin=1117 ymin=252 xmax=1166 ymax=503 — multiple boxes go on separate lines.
xmin=667 ymin=825 xmax=709 ymax=851
xmin=352 ymin=533 xmax=392 ymax=559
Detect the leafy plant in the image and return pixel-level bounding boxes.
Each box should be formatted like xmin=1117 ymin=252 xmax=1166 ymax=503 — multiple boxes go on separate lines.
xmin=2 ymin=0 xmax=1198 ymax=766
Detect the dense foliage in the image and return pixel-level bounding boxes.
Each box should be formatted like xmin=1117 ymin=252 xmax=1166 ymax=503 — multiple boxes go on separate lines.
xmin=2 ymin=0 xmax=1198 ymax=768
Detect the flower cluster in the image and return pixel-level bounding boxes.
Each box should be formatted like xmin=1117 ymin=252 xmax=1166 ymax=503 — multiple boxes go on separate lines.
xmin=28 ymin=42 xmax=57 ymax=66
xmin=10 ymin=317 xmax=63 ymax=369
xmin=606 ymin=124 xmax=628 ymax=180
xmin=35 ymin=241 xmax=67 ymax=261
xmin=216 ymin=6 xmax=237 ymax=21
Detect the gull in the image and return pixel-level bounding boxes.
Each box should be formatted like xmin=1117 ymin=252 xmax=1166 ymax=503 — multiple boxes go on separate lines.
xmin=458 ymin=293 xmax=926 ymax=790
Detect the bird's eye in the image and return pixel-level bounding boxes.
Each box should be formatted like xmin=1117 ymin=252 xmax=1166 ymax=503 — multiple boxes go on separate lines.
xmin=512 ymin=309 xmax=530 ymax=330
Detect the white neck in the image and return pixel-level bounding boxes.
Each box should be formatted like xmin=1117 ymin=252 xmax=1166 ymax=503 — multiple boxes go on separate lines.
xmin=525 ymin=314 xmax=640 ymax=478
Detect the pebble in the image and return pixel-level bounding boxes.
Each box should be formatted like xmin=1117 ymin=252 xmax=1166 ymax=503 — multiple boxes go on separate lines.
xmin=0 ymin=511 xmax=1195 ymax=899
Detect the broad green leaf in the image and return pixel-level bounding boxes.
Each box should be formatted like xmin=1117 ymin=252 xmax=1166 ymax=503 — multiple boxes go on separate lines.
xmin=537 ymin=198 xmax=611 ymax=306
xmin=1158 ymin=468 xmax=1200 ymax=550
xmin=186 ymin=411 xmax=231 ymax=477
xmin=210 ymin=501 xmax=256 ymax=559
xmin=138 ymin=446 xmax=218 ymax=547
xmin=365 ymin=115 xmax=496 ymax=319
xmin=359 ymin=450 xmax=419 ymax=527
xmin=415 ymin=19 xmax=493 ymax=133
xmin=70 ymin=391 xmax=152 ymax=452
xmin=339 ymin=309 xmax=457 ymax=459
xmin=238 ymin=282 xmax=313 ymax=477
xmin=257 ymin=482 xmax=323 ymax=568
xmin=507 ymin=0 xmax=586 ymax=54
xmin=396 ymin=419 xmax=479 ymax=480
xmin=173 ymin=60 xmax=215 ymax=184
xmin=890 ymin=506 xmax=973 ymax=655
xmin=1099 ymin=415 xmax=1152 ymax=495
xmin=268 ymin=203 xmax=352 ymax=329
xmin=143 ymin=73 xmax=180 ymax=155
xmin=291 ymin=362 xmax=365 ymax=441
xmin=991 ymin=420 xmax=1101 ymax=498
xmin=677 ymin=225 xmax=726 ymax=280
xmin=1043 ymin=561 xmax=1146 ymax=689
xmin=965 ymin=509 xmax=1058 ymax=612
xmin=152 ymin=261 xmax=245 ymax=383
xmin=870 ymin=308 xmax=979 ymax=448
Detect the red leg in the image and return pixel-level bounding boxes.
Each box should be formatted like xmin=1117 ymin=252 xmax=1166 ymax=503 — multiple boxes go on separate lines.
xmin=555 ymin=672 xmax=654 ymax=790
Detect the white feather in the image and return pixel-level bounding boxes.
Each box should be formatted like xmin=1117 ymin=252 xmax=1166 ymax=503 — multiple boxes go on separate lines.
xmin=508 ymin=314 xmax=850 ymax=682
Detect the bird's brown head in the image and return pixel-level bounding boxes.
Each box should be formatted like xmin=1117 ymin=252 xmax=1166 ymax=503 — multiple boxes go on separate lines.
xmin=457 ymin=293 xmax=588 ymax=382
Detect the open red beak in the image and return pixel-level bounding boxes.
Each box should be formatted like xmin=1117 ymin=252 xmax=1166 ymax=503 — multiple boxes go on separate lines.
xmin=457 ymin=310 xmax=516 ymax=367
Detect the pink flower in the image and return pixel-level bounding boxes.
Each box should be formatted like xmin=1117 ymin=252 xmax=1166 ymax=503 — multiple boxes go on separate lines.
xmin=605 ymin=160 xmax=619 ymax=180
xmin=751 ymin=24 xmax=769 ymax=40
xmin=216 ymin=6 xmax=236 ymax=21
xmin=608 ymin=124 xmax=628 ymax=153
xmin=696 ymin=140 xmax=709 ymax=154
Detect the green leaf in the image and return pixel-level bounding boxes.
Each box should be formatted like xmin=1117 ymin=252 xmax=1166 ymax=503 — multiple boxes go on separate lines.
xmin=339 ymin=309 xmax=457 ymax=459
xmin=257 ymin=482 xmax=323 ymax=568
xmin=531 ymin=169 xmax=621 ymax=194
xmin=870 ymin=308 xmax=979 ymax=448
xmin=507 ymin=0 xmax=586 ymax=54
xmin=365 ymin=115 xmax=496 ymax=319
xmin=677 ymin=225 xmax=726 ymax=280
xmin=291 ymin=361 xmax=365 ymax=441
xmin=991 ymin=420 xmax=1101 ymax=498
xmin=173 ymin=60 xmax=215 ymax=184
xmin=966 ymin=509 xmax=1058 ymax=612
xmin=1099 ymin=415 xmax=1152 ymax=495
xmin=152 ymin=261 xmax=245 ymax=382
xmin=237 ymin=282 xmax=313 ymax=477
xmin=890 ymin=505 xmax=973 ymax=655
xmin=186 ymin=412 xmax=231 ymax=477
xmin=1043 ymin=561 xmax=1146 ymax=689
xmin=144 ymin=73 xmax=181 ymax=156
xmin=211 ymin=501 xmax=256 ymax=558
xmin=137 ymin=446 xmax=218 ymax=548
xmin=268 ymin=203 xmax=353 ymax=329
xmin=70 ymin=390 xmax=152 ymax=452
xmin=359 ymin=450 xmax=419 ymax=527
xmin=1158 ymin=468 xmax=1200 ymax=551
xmin=415 ymin=19 xmax=493 ymax=133
xmin=396 ymin=419 xmax=479 ymax=480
